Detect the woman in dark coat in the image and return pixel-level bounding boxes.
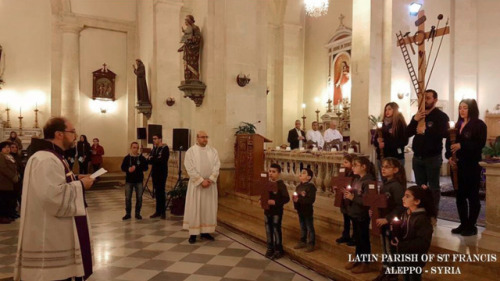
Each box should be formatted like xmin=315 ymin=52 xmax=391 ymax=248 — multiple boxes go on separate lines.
xmin=446 ymin=99 xmax=487 ymax=236
xmin=77 ymin=135 xmax=91 ymax=174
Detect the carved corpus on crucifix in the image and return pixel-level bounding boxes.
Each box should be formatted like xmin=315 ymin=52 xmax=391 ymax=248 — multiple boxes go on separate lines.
xmin=396 ymin=10 xmax=450 ymax=133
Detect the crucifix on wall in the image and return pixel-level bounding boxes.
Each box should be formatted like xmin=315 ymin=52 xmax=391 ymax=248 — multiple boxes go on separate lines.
xmin=396 ymin=9 xmax=450 ymax=133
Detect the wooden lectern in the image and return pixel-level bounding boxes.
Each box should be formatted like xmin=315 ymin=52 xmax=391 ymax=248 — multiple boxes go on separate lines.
xmin=234 ymin=134 xmax=272 ymax=196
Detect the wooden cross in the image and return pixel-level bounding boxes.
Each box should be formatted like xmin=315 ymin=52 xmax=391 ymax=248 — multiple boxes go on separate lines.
xmin=397 ymin=10 xmax=450 ymax=132
xmin=102 ymin=63 xmax=108 ymax=72
xmin=362 ymin=181 xmax=387 ymax=235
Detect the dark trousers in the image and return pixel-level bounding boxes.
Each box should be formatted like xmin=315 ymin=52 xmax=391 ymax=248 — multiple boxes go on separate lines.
xmin=264 ymin=214 xmax=283 ymax=252
xmin=92 ymin=164 xmax=101 ymax=173
xmin=153 ymin=174 xmax=167 ymax=215
xmin=298 ymin=213 xmax=315 ymax=246
xmin=456 ymin=163 xmax=482 ymax=229
xmin=352 ymin=217 xmax=371 ymax=262
xmin=0 ymin=190 xmax=15 ymax=218
xmin=79 ymin=160 xmax=89 ymax=174
xmin=380 ymin=224 xmax=397 ymax=268
xmin=125 ymin=182 xmax=144 ymax=215
xmin=413 ymin=155 xmax=442 ymax=214
xmin=341 ymin=212 xmax=352 ymax=239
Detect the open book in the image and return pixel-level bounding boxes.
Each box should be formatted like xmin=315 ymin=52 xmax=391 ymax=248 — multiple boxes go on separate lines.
xmin=90 ymin=168 xmax=108 ymax=179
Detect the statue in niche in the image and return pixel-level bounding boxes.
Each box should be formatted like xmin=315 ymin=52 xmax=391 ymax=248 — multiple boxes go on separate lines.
xmin=178 ymin=15 xmax=202 ymax=81
xmin=133 ymin=59 xmax=151 ymax=105
xmin=334 ymin=60 xmax=351 ymax=106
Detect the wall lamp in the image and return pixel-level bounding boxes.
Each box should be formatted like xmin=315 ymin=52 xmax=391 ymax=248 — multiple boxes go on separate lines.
xmin=409 ymin=2 xmax=422 ymax=16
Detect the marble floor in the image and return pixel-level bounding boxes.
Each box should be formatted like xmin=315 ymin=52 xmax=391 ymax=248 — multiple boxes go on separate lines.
xmin=0 ymin=188 xmax=330 ymax=281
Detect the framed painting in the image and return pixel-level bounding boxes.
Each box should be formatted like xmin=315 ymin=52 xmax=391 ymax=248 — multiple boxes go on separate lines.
xmin=92 ymin=64 xmax=116 ymax=101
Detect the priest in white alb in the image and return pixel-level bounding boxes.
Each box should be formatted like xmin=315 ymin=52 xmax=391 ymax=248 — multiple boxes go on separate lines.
xmin=15 ymin=117 xmax=95 ymax=281
xmin=306 ymin=121 xmax=324 ymax=149
xmin=183 ymin=130 xmax=221 ymax=244
xmin=323 ymin=121 xmax=343 ymax=142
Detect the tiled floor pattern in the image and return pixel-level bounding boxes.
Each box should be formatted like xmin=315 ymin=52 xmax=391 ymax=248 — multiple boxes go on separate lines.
xmin=0 ymin=188 xmax=330 ymax=281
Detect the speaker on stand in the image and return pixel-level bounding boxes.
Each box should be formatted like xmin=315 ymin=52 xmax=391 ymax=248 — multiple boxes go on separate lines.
xmin=166 ymin=128 xmax=191 ymax=212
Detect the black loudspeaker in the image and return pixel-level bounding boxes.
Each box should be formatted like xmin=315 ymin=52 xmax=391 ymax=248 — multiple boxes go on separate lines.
xmin=148 ymin=124 xmax=162 ymax=144
xmin=173 ymin=128 xmax=190 ymax=151
xmin=137 ymin=128 xmax=147 ymax=140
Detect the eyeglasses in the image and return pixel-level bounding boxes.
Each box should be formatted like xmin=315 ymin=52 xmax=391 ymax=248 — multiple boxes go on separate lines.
xmin=63 ymin=130 xmax=77 ymax=134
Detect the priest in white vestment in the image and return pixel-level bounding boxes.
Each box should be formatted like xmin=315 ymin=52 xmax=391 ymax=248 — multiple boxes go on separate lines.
xmin=306 ymin=121 xmax=324 ymax=149
xmin=183 ymin=130 xmax=221 ymax=244
xmin=323 ymin=121 xmax=343 ymax=142
xmin=15 ymin=117 xmax=95 ymax=281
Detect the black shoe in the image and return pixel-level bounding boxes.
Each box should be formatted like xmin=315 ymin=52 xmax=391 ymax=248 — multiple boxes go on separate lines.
xmin=188 ymin=235 xmax=197 ymax=244
xmin=346 ymin=240 xmax=356 ymax=247
xmin=135 ymin=214 xmax=142 ymax=220
xmin=336 ymin=236 xmax=350 ymax=244
xmin=271 ymin=251 xmax=284 ymax=260
xmin=201 ymin=233 xmax=215 ymax=241
xmin=150 ymin=213 xmax=160 ymax=219
xmin=161 ymin=214 xmax=167 ymax=220
xmin=461 ymin=227 xmax=478 ymax=236
xmin=122 ymin=214 xmax=131 ymax=220
xmin=451 ymin=224 xmax=464 ymax=234
xmin=265 ymin=248 xmax=274 ymax=259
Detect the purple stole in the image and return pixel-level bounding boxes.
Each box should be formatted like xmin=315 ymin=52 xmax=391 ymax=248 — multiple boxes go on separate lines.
xmin=46 ymin=149 xmax=93 ymax=280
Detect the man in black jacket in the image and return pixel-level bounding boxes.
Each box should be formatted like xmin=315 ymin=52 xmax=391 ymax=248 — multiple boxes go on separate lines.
xmin=287 ymin=120 xmax=306 ymax=149
xmin=407 ymin=89 xmax=449 ymax=214
xmin=121 ymin=142 xmax=149 ymax=220
xmin=148 ymin=134 xmax=170 ymax=219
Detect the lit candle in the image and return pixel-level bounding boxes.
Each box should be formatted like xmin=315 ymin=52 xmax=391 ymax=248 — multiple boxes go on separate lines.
xmin=35 ymin=102 xmax=38 ymax=110
xmin=346 ymin=185 xmax=351 ymax=191
xmin=302 ymin=103 xmax=306 ymax=115
xmin=19 ymin=107 xmax=21 ymax=116
xmin=377 ymin=122 xmax=383 ymax=129
xmin=391 ymin=216 xmax=402 ymax=239
xmin=449 ymin=121 xmax=455 ymax=129
xmin=293 ymin=192 xmax=298 ymax=197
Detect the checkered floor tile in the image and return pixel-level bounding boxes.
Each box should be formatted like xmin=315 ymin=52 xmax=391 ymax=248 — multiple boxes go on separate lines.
xmin=0 ymin=188 xmax=329 ymax=281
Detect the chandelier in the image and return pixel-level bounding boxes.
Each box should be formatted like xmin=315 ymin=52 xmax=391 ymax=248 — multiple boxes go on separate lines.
xmin=304 ymin=0 xmax=329 ymax=17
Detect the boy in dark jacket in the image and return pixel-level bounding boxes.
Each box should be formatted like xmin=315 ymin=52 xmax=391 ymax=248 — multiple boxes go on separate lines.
xmin=293 ymin=168 xmax=317 ymax=252
xmin=121 ymin=142 xmax=149 ymax=220
xmin=261 ymin=163 xmax=290 ymax=259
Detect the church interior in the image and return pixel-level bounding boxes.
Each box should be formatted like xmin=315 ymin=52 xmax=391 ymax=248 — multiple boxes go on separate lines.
xmin=1 ymin=0 xmax=500 ymax=280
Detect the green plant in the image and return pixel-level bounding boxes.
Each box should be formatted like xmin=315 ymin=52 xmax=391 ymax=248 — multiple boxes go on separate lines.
xmin=483 ymin=137 xmax=500 ymax=158
xmin=368 ymin=115 xmax=382 ymax=127
xmin=234 ymin=122 xmax=256 ymax=135
xmin=167 ymin=179 xmax=188 ymax=199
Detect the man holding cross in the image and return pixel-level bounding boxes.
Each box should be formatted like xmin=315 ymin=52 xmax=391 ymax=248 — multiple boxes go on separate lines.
xmin=407 ymin=89 xmax=449 ymax=215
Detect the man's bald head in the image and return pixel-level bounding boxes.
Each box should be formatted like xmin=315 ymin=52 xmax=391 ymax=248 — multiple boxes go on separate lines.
xmin=196 ymin=131 xmax=209 ymax=147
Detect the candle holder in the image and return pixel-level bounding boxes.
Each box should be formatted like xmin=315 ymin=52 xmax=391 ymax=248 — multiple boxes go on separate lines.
xmin=315 ymin=108 xmax=320 ymax=123
xmin=34 ymin=108 xmax=39 ymax=128
xmin=18 ymin=115 xmax=24 ymax=136
xmin=377 ymin=122 xmax=384 ymax=159
xmin=448 ymin=121 xmax=458 ymax=190
xmin=5 ymin=108 xmax=11 ymax=128
xmin=301 ymin=115 xmax=307 ymax=130
xmin=327 ymin=99 xmax=333 ymax=113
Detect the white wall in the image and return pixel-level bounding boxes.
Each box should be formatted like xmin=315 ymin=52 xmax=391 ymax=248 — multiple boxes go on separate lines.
xmin=0 ymin=0 xmax=52 ymax=127
xmin=79 ymin=28 xmax=128 ymax=156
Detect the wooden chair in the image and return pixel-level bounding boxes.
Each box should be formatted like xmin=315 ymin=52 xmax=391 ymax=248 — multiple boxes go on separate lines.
xmin=306 ymin=140 xmax=318 ymax=149
xmin=348 ymin=140 xmax=361 ymax=153
xmin=324 ymin=139 xmax=342 ymax=151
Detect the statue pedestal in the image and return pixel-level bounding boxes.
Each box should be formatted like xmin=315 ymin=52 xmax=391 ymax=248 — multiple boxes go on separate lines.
xmin=136 ymin=103 xmax=152 ymax=119
xmin=178 ymin=80 xmax=206 ymax=107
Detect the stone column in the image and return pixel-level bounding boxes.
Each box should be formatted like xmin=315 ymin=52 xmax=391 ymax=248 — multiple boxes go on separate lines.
xmin=152 ymin=0 xmax=183 ymax=144
xmin=451 ymin=0 xmax=478 ymax=117
xmin=60 ymin=22 xmax=83 ymax=125
xmin=60 ymin=23 xmax=83 ymax=126
xmin=381 ymin=0 xmax=392 ymax=106
xmin=479 ymin=162 xmax=500 ymax=249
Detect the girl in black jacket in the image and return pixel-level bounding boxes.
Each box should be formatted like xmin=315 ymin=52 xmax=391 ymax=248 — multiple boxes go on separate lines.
xmin=374 ymin=102 xmax=408 ymax=174
xmin=336 ymin=154 xmax=358 ymax=245
xmin=392 ymin=185 xmax=435 ymax=281
xmin=445 ymin=99 xmax=487 ymax=236
xmin=344 ymin=156 xmax=376 ymax=274
xmin=373 ymin=157 xmax=406 ymax=281
xmin=76 ymin=135 xmax=91 ymax=174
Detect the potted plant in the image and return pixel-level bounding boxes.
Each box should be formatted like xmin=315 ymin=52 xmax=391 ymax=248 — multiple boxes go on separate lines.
xmin=234 ymin=122 xmax=257 ymax=135
xmin=368 ymin=115 xmax=382 ymax=145
xmin=167 ymin=179 xmax=188 ymax=216
xmin=483 ymin=137 xmax=500 ymax=161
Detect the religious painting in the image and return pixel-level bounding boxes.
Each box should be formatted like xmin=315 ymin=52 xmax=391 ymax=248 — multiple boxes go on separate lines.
xmin=92 ymin=64 xmax=116 ymax=101
xmin=332 ymin=52 xmax=351 ymax=106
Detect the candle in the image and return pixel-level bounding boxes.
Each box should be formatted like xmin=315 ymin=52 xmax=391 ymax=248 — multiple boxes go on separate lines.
xmin=293 ymin=192 xmax=298 ymax=196
xmin=35 ymin=102 xmax=38 ymax=110
xmin=391 ymin=216 xmax=402 ymax=239
xmin=302 ymin=103 xmax=306 ymax=115
xmin=19 ymin=107 xmax=21 ymax=116
xmin=449 ymin=121 xmax=455 ymax=129
xmin=377 ymin=122 xmax=383 ymax=129
xmin=346 ymin=185 xmax=351 ymax=190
